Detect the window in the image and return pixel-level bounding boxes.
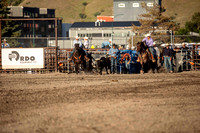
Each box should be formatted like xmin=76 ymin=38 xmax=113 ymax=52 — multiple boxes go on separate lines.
xmin=118 ymin=3 xmax=125 ymax=8
xmin=133 ymin=3 xmax=139 ymax=7
xmin=147 ymin=3 xmax=153 ymax=7
xmin=92 ymin=33 xmax=102 ymax=37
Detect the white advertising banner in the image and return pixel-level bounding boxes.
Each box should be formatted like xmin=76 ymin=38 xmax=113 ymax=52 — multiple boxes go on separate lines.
xmin=2 ymin=48 xmax=44 ymax=69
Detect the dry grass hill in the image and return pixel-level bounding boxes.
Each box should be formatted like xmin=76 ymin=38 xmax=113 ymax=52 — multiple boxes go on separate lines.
xmin=20 ymin=0 xmax=200 ymax=27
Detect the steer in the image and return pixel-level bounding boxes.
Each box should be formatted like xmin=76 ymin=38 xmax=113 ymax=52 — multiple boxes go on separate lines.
xmin=96 ymin=57 xmax=111 ymax=75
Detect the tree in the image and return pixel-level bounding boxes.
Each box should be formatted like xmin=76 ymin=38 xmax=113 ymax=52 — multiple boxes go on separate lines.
xmin=132 ymin=4 xmax=178 ymax=35
xmin=0 ymin=0 xmax=21 ymax=37
xmin=131 ymin=3 xmax=179 ymax=46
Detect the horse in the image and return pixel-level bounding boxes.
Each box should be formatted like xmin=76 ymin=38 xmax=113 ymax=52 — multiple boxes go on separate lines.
xmin=136 ymin=42 xmax=158 ymax=74
xmin=71 ymin=44 xmax=87 ymax=74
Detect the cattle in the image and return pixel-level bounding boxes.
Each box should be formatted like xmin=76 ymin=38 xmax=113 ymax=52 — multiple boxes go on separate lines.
xmin=95 ymin=57 xmax=111 ymax=75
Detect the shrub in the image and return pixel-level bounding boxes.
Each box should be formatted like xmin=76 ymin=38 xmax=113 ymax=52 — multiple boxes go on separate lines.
xmin=94 ymin=12 xmax=101 ymax=17
xmin=82 ymin=2 xmax=88 ymax=6
xmin=79 ymin=13 xmax=87 ymax=19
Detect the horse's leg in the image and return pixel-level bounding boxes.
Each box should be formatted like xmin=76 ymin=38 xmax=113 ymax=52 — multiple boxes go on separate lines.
xmin=140 ymin=63 xmax=144 ymax=74
xmin=75 ymin=64 xmax=79 ymax=74
xmin=99 ymin=66 xmax=103 ymax=75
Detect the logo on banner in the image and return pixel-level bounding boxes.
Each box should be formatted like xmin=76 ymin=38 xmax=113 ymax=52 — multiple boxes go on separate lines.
xmin=8 ymin=51 xmax=36 ymax=63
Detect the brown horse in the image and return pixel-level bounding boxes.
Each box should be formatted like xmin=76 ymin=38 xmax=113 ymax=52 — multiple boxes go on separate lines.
xmin=136 ymin=42 xmax=158 ymax=74
xmin=71 ymin=44 xmax=87 ymax=74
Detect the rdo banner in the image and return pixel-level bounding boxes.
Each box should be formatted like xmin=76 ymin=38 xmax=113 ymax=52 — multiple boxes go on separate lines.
xmin=2 ymin=48 xmax=44 ymax=69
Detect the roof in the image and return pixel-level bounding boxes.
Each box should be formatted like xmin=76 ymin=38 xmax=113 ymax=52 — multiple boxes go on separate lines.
xmin=70 ymin=21 xmax=141 ymax=28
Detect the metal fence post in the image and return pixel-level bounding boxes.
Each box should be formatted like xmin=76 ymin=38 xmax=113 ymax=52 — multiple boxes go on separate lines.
xmin=67 ymin=51 xmax=70 ymax=73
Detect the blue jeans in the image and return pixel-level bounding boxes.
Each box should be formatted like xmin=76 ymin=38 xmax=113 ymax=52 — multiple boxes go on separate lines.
xmin=70 ymin=49 xmax=75 ymax=58
xmin=125 ymin=60 xmax=130 ymax=73
xmin=111 ymin=57 xmax=117 ymax=73
xmin=164 ymin=56 xmax=172 ymax=71
xmin=149 ymin=47 xmax=156 ymax=58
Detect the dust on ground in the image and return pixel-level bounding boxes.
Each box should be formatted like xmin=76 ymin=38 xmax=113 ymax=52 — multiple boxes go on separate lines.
xmin=0 ymin=71 xmax=200 ymax=133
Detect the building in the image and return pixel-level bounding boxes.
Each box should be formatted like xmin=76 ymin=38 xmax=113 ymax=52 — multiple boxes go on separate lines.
xmin=62 ymin=23 xmax=72 ymax=37
xmin=69 ymin=21 xmax=140 ymax=47
xmin=114 ymin=0 xmax=160 ymax=21
xmin=97 ymin=16 xmax=114 ymax=22
xmin=8 ymin=6 xmax=62 ymax=38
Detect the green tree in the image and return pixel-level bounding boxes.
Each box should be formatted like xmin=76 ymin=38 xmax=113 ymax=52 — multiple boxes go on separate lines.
xmin=186 ymin=12 xmax=200 ymax=33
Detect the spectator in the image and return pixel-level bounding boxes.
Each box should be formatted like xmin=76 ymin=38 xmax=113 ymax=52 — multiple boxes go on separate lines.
xmin=162 ymin=43 xmax=173 ymax=73
xmin=101 ymin=39 xmax=111 ymax=48
xmin=109 ymin=44 xmax=119 ymax=74
xmin=181 ymin=43 xmax=189 ymax=52
xmin=142 ymin=33 xmax=156 ymax=62
xmin=83 ymin=37 xmax=89 ymax=49
xmin=1 ymin=38 xmax=10 ymax=48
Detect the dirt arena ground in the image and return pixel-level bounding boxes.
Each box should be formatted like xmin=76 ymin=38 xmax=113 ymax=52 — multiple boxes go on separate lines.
xmin=0 ymin=71 xmax=200 ymax=133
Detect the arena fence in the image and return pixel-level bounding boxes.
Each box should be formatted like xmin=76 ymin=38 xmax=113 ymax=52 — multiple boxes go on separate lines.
xmin=0 ymin=39 xmax=200 ymax=73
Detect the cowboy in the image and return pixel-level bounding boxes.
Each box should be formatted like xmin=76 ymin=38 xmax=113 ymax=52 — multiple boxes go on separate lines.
xmin=142 ymin=33 xmax=156 ymax=62
xmin=1 ymin=38 xmax=10 ymax=48
xmin=73 ymin=36 xmax=83 ymax=48
xmin=83 ymin=36 xmax=89 ymax=49
xmin=108 ymin=44 xmax=119 ymax=74
xmin=70 ymin=36 xmax=83 ymax=58
xmin=162 ymin=43 xmax=173 ymax=73
xmin=120 ymin=53 xmax=131 ymax=74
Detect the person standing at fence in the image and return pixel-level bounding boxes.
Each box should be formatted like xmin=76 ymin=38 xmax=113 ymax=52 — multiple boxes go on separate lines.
xmin=83 ymin=37 xmax=89 ymax=49
xmin=109 ymin=44 xmax=119 ymax=74
xmin=1 ymin=38 xmax=10 ymax=48
xmin=162 ymin=43 xmax=173 ymax=73
xmin=181 ymin=43 xmax=190 ymax=71
xmin=142 ymin=33 xmax=156 ymax=62
xmin=101 ymin=39 xmax=112 ymax=48
xmin=153 ymin=42 xmax=161 ymax=67
xmin=120 ymin=53 xmax=131 ymax=74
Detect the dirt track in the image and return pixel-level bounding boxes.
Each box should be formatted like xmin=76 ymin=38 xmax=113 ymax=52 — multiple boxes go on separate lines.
xmin=0 ymin=72 xmax=200 ymax=133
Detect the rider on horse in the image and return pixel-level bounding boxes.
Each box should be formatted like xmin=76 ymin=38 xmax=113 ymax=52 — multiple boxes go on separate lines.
xmin=69 ymin=36 xmax=85 ymax=59
xmin=137 ymin=33 xmax=156 ymax=62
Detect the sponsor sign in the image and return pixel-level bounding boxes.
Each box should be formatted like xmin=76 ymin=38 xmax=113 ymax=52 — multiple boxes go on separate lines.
xmin=2 ymin=48 xmax=44 ymax=69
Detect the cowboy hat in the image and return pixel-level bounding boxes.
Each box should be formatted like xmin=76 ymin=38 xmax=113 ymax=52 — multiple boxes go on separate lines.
xmin=75 ymin=36 xmax=80 ymax=39
xmin=145 ymin=33 xmax=151 ymax=37
xmin=165 ymin=43 xmax=170 ymax=46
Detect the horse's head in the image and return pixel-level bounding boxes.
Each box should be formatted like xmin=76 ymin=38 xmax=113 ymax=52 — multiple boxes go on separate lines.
xmin=136 ymin=42 xmax=142 ymax=52
xmin=136 ymin=41 xmax=146 ymax=52
xmin=74 ymin=43 xmax=80 ymax=50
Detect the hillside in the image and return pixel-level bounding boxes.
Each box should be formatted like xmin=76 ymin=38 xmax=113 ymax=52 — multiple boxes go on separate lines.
xmin=20 ymin=0 xmax=113 ymax=23
xmin=20 ymin=0 xmax=200 ymax=26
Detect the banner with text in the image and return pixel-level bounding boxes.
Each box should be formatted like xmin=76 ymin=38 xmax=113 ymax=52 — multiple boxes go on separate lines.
xmin=2 ymin=48 xmax=44 ymax=69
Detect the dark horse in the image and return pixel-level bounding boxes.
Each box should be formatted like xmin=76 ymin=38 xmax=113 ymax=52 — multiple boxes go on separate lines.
xmin=71 ymin=44 xmax=87 ymax=74
xmin=136 ymin=42 xmax=158 ymax=74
